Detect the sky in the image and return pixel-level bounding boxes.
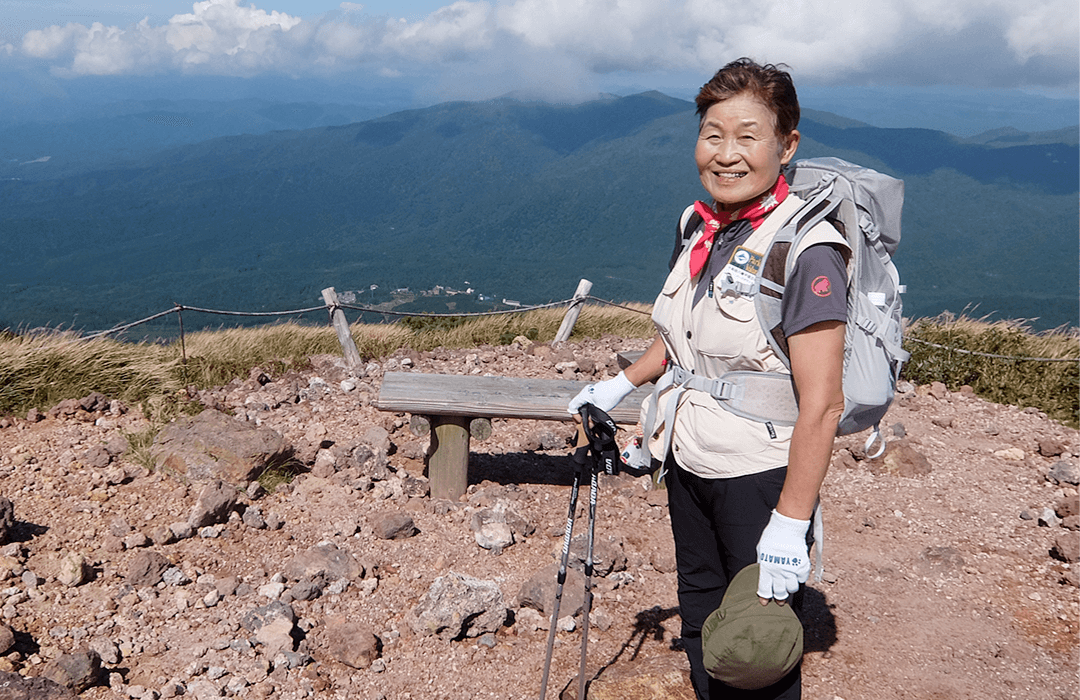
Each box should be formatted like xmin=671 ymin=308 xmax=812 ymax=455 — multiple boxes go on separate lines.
xmin=0 ymin=0 xmax=1077 ymax=118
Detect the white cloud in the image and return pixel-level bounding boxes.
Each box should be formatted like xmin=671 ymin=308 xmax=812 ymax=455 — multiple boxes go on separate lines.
xmin=13 ymin=0 xmax=1079 ymax=86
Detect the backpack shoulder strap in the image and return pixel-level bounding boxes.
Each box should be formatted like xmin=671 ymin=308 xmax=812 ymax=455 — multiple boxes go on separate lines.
xmin=669 ymin=204 xmax=703 ymax=271
xmin=754 ymin=189 xmax=843 ymax=368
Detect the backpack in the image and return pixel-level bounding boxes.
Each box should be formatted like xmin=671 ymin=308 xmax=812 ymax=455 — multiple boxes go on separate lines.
xmin=667 ymin=157 xmax=909 ymax=457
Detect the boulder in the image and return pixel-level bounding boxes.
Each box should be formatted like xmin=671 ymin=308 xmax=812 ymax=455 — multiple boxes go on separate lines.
xmin=410 ymin=572 xmax=507 ymax=640
xmin=152 ymin=409 xmax=289 ymax=485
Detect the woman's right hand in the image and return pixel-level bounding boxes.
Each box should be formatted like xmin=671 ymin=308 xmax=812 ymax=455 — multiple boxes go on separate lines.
xmin=567 ymin=371 xmax=636 ymax=414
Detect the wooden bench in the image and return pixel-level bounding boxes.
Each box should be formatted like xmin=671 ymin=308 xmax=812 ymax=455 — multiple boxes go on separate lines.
xmin=376 ymin=371 xmax=651 ymax=500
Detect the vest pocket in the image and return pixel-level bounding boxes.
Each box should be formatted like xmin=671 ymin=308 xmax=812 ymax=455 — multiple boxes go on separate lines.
xmin=694 ymin=290 xmax=756 ymax=361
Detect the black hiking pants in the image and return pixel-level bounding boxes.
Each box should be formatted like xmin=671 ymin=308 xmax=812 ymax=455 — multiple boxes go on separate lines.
xmin=665 ymin=453 xmax=804 ymax=700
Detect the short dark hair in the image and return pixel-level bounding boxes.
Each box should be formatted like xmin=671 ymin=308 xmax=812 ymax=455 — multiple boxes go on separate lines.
xmin=695 ymin=58 xmax=800 ymax=137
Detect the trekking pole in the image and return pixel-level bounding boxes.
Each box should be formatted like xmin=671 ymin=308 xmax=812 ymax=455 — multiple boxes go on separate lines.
xmin=578 ymin=453 xmax=599 ymax=700
xmin=538 ymin=423 xmax=588 ymax=700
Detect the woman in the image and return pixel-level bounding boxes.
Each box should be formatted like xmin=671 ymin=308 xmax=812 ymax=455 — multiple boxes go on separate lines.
xmin=569 ymin=58 xmax=848 ymax=700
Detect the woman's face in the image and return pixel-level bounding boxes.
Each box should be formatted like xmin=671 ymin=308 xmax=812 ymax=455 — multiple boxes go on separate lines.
xmin=695 ymin=92 xmax=799 ymax=211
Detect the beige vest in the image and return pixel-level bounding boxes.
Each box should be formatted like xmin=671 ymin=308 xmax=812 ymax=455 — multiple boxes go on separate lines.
xmin=644 ymin=194 xmax=850 ymax=479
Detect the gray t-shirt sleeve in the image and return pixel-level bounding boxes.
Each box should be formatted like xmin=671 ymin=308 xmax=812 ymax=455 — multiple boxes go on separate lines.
xmin=780 ymin=243 xmax=848 ymax=338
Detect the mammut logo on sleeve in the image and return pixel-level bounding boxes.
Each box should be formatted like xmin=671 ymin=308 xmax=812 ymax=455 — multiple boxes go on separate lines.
xmin=811 ymin=275 xmax=832 ymax=297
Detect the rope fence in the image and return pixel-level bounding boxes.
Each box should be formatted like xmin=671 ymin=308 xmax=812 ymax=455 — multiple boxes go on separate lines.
xmin=20 ymin=280 xmax=1078 ymax=366
xmin=905 ymin=336 xmax=1078 ymax=363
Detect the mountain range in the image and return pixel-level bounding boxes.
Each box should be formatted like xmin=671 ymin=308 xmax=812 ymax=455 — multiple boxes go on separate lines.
xmin=1 ymin=91 xmax=1076 ymax=334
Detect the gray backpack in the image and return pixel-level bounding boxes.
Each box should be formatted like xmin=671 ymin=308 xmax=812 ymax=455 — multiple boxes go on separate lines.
xmin=663 ymin=157 xmax=909 ymax=457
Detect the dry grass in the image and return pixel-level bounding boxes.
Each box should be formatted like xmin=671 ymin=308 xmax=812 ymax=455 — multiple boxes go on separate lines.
xmin=902 ymin=314 xmax=1079 ymax=427
xmin=0 ymin=305 xmax=655 ymax=420
xmin=2 ymin=306 xmax=1073 ymax=428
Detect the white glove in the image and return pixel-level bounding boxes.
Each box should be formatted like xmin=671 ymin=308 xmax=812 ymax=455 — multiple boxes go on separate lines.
xmin=567 ymin=371 xmax=636 ymax=414
xmin=756 ymin=509 xmax=811 ymax=602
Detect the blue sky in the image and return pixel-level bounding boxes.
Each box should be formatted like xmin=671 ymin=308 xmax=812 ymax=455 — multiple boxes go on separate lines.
xmin=1 ymin=0 xmax=1077 ymax=117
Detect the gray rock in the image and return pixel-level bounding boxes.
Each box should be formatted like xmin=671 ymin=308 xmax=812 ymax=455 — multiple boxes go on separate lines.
xmin=264 ymin=512 xmax=285 ymax=531
xmin=0 ymin=498 xmax=13 ymax=544
xmin=282 ymin=542 xmax=363 ymax=583
xmin=89 ymin=638 xmax=120 ymax=666
xmin=152 ymin=409 xmax=289 ymax=486
xmin=324 ymin=620 xmax=379 ymax=669
xmin=188 ymin=480 xmax=237 ymax=529
xmin=126 ymin=550 xmax=171 ymax=588
xmin=371 ymin=512 xmax=417 ymax=540
xmin=351 ymin=443 xmax=391 ymax=481
xmin=410 ymin=572 xmax=507 ymax=640
xmin=240 ymin=601 xmax=297 ymax=656
xmin=0 ymin=671 xmax=77 ymax=699
xmin=242 ymin=508 xmax=266 ymax=529
xmin=890 ymin=422 xmax=906 ymax=438
xmin=517 ymin=563 xmax=586 ymax=617
xmin=80 ymin=445 xmax=111 ymax=469
xmin=102 ymin=436 xmax=129 ymax=457
xmin=168 ymin=522 xmax=193 ymax=540
xmin=1048 ymin=461 xmax=1080 ymax=486
xmin=40 ymin=649 xmax=102 ymax=693
xmin=1038 ymin=508 xmax=1062 ymax=528
xmin=286 ymin=576 xmax=325 ymax=602
xmin=108 ymin=517 xmax=132 ymax=537
xmin=569 ymin=534 xmax=628 ymax=577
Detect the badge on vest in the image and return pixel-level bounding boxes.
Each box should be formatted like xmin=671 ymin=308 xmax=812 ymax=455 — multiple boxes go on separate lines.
xmin=716 ymin=245 xmax=764 ymax=297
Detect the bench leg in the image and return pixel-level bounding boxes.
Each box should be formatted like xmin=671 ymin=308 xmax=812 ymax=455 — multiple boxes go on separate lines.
xmin=427 ymin=416 xmax=470 ymax=501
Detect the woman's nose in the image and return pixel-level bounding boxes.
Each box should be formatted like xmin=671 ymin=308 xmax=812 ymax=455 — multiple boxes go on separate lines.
xmin=713 ymin=138 xmax=740 ymax=164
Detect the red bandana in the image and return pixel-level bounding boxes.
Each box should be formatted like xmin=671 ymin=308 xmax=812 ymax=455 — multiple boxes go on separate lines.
xmin=688 ymin=174 xmax=789 ymax=278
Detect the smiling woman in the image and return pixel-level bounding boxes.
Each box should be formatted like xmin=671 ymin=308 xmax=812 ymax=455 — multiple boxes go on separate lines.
xmin=567 ymin=58 xmax=852 ymax=700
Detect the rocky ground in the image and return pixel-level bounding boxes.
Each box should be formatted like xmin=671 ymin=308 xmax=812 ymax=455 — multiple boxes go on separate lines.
xmin=0 ymin=336 xmax=1076 ymax=700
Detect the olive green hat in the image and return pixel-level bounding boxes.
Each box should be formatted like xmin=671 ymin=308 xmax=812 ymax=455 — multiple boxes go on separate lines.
xmin=701 ymin=563 xmax=804 ymax=690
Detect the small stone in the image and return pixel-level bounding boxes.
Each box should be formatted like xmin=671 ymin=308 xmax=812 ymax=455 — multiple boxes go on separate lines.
xmin=994 ymin=447 xmax=1025 ymax=461
xmin=123 ymin=532 xmax=150 ymax=549
xmin=259 ymin=582 xmax=285 ymax=600
xmin=556 ymin=616 xmax=576 ymax=632
xmin=264 ymin=513 xmax=285 ymax=530
xmin=372 ymin=512 xmax=417 ymax=540
xmin=242 ymin=509 xmax=267 ymax=530
xmin=1037 ymin=508 xmax=1062 ymax=528
xmin=198 ymin=526 xmax=222 ymax=539
xmin=169 ymin=522 xmax=194 ymax=540
xmin=162 ymin=567 xmax=191 ymax=587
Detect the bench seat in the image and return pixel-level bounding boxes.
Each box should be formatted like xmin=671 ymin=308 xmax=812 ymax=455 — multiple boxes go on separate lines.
xmin=376 ymin=371 xmax=651 ymax=499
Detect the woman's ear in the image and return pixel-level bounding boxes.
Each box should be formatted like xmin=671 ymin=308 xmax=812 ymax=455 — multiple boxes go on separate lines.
xmin=780 ymin=129 xmax=800 ymax=165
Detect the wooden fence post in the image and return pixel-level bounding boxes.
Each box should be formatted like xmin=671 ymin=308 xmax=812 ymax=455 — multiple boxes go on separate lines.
xmin=321 ymin=287 xmax=362 ymax=372
xmin=554 ymin=278 xmax=593 ymax=343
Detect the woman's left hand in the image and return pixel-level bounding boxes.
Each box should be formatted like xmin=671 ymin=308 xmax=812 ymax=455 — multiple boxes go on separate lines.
xmin=756 ymin=509 xmax=811 ymax=603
